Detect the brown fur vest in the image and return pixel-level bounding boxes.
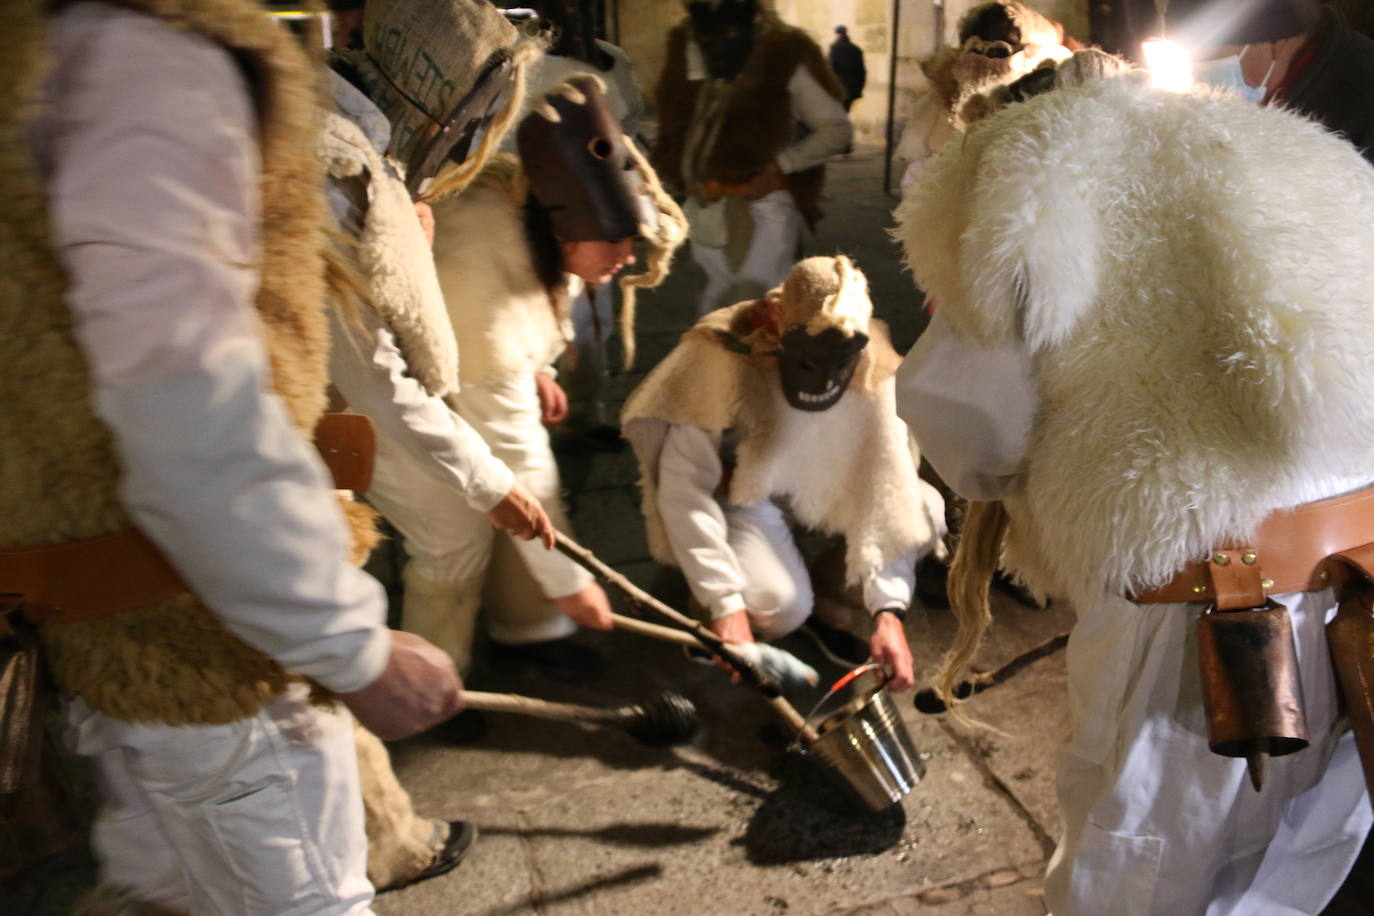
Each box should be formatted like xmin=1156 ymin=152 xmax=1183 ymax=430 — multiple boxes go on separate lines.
xmin=0 ymin=0 xmax=375 ymax=725
xmin=653 ymin=16 xmax=844 ymax=226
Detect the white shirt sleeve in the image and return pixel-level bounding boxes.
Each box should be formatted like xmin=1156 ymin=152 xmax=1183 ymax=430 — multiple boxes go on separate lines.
xmin=862 ymin=551 xmax=917 ymax=614
xmin=323 ymin=172 xmax=515 ymax=514
xmin=656 ymin=425 xmax=749 ymax=619
xmin=894 ymin=309 xmax=1038 ymax=502
xmin=41 ymin=4 xmax=388 ymax=693
xmin=327 ymin=309 xmax=514 ymax=512
xmin=776 ymin=65 xmax=854 ymax=175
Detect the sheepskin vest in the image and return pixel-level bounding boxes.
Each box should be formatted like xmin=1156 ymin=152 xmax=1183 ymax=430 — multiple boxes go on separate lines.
xmin=653 ymin=17 xmax=844 ymax=227
xmin=0 ymin=0 xmax=373 ymax=725
xmin=622 ymin=302 xmax=944 ymax=586
xmin=898 ymin=76 xmax=1374 ymax=608
xmin=429 ymin=161 xmax=574 ymax=387
xmin=321 ymin=107 xmax=461 ymax=398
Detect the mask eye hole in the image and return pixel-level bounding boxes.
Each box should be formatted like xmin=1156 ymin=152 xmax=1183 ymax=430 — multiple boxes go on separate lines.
xmin=588 ymin=137 xmax=613 ymax=159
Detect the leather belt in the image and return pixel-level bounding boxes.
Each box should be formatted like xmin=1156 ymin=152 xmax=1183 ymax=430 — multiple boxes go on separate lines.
xmin=1132 ymin=486 xmax=1374 ymax=607
xmin=0 ymin=413 xmax=375 ymax=624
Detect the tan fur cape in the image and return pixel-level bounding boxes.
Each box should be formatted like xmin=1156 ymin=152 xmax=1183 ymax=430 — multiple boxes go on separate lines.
xmin=429 ymin=156 xmax=573 ymax=387
xmin=652 ymin=13 xmax=844 ymax=227
xmin=0 ymin=0 xmax=373 ymax=725
xmin=622 ymin=301 xmax=944 ymax=587
xmin=897 ymin=74 xmax=1374 ymax=608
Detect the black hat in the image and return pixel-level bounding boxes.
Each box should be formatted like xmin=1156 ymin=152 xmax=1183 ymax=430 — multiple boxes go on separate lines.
xmin=1165 ymin=0 xmax=1320 ymax=46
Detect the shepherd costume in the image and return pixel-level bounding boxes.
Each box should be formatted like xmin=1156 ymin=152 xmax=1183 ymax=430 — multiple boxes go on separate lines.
xmin=896 ymin=54 xmax=1374 ymax=914
xmin=321 ymin=0 xmax=544 ymax=889
xmin=653 ymin=0 xmax=852 ymax=315
xmin=2 ymin=0 xmax=391 ymax=910
xmin=623 ymin=256 xmax=944 ymax=644
xmin=420 ymin=76 xmax=685 ymax=677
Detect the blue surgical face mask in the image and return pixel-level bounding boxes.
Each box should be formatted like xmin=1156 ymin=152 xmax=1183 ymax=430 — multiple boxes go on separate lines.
xmin=1193 ymin=44 xmax=1275 ymax=103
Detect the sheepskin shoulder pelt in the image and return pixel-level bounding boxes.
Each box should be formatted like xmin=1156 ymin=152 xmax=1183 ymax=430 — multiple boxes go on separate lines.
xmin=622 ymin=301 xmax=944 ymax=586
xmin=321 ymin=107 xmax=461 ymax=398
xmin=653 ymin=14 xmax=844 ymax=225
xmin=0 ymin=0 xmax=363 ymax=725
xmin=429 ymin=158 xmax=573 ymax=387
xmin=896 ymin=75 xmax=1374 ymax=606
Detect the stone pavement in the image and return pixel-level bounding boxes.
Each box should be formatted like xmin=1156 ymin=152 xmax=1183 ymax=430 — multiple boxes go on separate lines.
xmin=7 ymin=148 xmax=1370 ymax=916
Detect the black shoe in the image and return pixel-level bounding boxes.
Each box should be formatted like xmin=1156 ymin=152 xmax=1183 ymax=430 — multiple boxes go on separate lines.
xmin=488 ymin=638 xmax=605 ymax=682
xmin=797 ymin=619 xmax=870 ymax=669
xmin=429 ymin=708 xmax=488 ymax=744
xmin=380 ymin=820 xmax=477 ymax=892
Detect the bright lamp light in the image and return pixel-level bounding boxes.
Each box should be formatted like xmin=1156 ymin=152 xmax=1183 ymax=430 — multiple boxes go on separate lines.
xmin=1142 ymin=38 xmax=1193 ymax=92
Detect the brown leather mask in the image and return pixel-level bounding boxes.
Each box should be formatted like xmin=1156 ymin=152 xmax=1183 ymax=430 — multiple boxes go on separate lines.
xmin=516 ymin=76 xmax=656 ymax=242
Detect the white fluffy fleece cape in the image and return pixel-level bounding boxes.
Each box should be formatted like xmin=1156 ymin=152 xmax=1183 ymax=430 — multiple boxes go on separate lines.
xmin=429 ymin=160 xmax=574 ymax=385
xmin=622 ymin=302 xmax=946 ymax=587
xmin=320 ymin=111 xmax=460 ymax=397
xmin=897 ymin=76 xmax=1374 ymax=605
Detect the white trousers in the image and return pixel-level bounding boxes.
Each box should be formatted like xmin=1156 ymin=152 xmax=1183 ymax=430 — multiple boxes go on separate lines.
xmin=1044 ymin=589 xmax=1372 ymax=915
xmin=724 ymin=500 xmax=814 ymax=639
xmin=367 ymin=374 xmax=590 ymax=647
xmin=691 ymin=190 xmax=803 ymax=316
xmin=68 ymin=687 xmax=373 ymax=915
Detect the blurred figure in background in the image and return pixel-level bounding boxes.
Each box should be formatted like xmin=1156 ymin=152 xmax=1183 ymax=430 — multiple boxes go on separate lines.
xmin=654 ymin=0 xmax=851 ymax=315
xmin=829 ymin=24 xmax=866 ymax=112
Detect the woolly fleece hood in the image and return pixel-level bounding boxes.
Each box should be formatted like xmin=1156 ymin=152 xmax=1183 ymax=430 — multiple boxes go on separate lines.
xmin=897 ymin=74 xmax=1374 ymax=605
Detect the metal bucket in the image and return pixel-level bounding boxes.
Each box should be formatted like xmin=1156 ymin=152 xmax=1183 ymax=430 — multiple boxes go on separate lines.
xmin=799 ymin=664 xmax=925 ymax=813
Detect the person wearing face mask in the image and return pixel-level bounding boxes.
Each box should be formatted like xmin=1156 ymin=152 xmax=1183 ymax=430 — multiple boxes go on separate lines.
xmin=417 ymin=76 xmax=686 ymax=687
xmin=321 ymin=0 xmax=562 ymax=891
xmin=653 ymin=0 xmax=854 ymax=316
xmin=621 ymin=256 xmax=946 ymax=690
xmin=896 ymin=49 xmax=1374 ymax=914
xmin=518 ymin=0 xmax=649 ymax=453
xmin=1176 ymin=0 xmax=1374 ymax=165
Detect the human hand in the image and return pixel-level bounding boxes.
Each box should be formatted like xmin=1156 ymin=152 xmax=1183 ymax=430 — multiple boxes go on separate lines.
xmin=552 ymin=582 xmax=614 ymax=630
xmin=414 ymin=200 xmax=435 ymax=247
xmin=339 ymin=630 xmax=464 ymax=740
xmin=739 ymin=160 xmax=785 ymax=201
xmin=486 ymin=483 xmax=555 ymax=548
xmin=870 ymin=611 xmax=915 ymax=692
xmin=535 ymin=374 xmax=569 ymax=427
xmin=710 ymin=610 xmax=754 ymax=683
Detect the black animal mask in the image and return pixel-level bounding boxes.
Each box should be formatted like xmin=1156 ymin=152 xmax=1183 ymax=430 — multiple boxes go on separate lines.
xmin=776 ymin=326 xmax=868 ymax=412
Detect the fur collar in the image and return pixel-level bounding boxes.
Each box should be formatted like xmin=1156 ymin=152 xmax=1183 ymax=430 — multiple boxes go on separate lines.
xmin=897 ymin=76 xmax=1374 ymax=604
xmin=322 ymin=101 xmax=461 ymax=398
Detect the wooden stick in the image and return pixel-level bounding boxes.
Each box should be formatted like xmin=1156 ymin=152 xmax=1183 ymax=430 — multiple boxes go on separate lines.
xmin=555 ymin=532 xmax=821 ymax=744
xmin=462 ymin=690 xmax=627 ymax=724
xmin=610 ymin=612 xmax=698 ymax=647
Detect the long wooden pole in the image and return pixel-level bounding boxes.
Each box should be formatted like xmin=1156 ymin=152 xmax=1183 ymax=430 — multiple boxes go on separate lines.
xmin=555 ymin=532 xmax=820 ymax=743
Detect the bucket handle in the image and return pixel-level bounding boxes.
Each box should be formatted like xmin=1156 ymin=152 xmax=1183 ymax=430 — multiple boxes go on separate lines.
xmin=803 ymin=663 xmax=889 ymax=727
